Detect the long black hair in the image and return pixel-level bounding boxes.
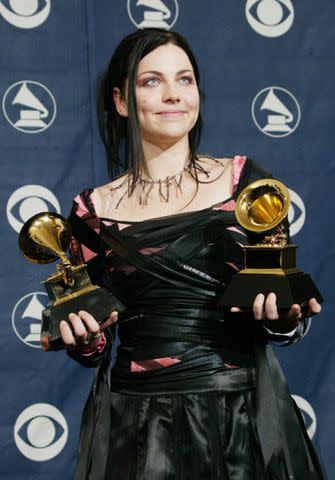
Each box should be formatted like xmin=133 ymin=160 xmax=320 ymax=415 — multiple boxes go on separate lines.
xmin=97 ymin=28 xmax=203 ymax=190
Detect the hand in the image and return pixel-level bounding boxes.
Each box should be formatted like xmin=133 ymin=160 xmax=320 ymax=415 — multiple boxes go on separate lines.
xmin=58 ymin=310 xmax=118 ymax=351
xmin=231 ymin=293 xmax=321 ymax=333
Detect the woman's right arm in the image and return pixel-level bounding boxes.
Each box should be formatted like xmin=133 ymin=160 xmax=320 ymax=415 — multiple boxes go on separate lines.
xmin=62 ymin=310 xmax=117 ymax=368
xmin=63 ymin=189 xmax=117 ymax=367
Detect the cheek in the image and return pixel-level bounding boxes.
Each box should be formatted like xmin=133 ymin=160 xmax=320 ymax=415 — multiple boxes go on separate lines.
xmin=186 ymin=90 xmax=200 ymax=110
xmin=136 ymin=92 xmax=157 ymax=110
xmin=136 ymin=99 xmax=155 ymax=118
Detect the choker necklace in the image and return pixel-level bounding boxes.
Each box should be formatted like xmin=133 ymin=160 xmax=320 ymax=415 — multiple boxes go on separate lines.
xmin=110 ymin=155 xmax=226 ymax=209
xmin=137 ymin=165 xmax=187 ymax=205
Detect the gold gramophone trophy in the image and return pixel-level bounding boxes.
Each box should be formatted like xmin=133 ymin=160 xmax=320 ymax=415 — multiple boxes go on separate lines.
xmin=220 ymin=179 xmax=323 ymax=309
xmin=18 ymin=212 xmax=125 ymax=349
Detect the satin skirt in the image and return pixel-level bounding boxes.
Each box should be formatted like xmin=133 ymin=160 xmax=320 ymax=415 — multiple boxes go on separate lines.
xmin=103 ymin=387 xmax=268 ymax=480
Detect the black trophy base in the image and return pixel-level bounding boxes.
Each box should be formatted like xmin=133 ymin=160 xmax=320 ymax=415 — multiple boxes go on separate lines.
xmin=41 ymin=288 xmax=125 ymax=348
xmin=219 ymin=271 xmax=323 ymax=310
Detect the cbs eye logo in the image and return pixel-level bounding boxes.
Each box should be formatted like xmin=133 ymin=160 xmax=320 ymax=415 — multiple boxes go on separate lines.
xmin=0 ymin=0 xmax=50 ymax=29
xmin=14 ymin=403 xmax=68 ymax=461
xmin=288 ymin=188 xmax=306 ymax=237
xmin=7 ymin=185 xmax=61 ymax=234
xmin=245 ymin=0 xmax=294 ymax=37
xmin=292 ymin=395 xmax=317 ymax=439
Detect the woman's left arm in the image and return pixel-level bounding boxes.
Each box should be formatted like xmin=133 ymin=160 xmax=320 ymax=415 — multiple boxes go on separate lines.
xmin=231 ymin=293 xmax=321 ymax=344
xmin=251 ymin=292 xmax=321 ymax=332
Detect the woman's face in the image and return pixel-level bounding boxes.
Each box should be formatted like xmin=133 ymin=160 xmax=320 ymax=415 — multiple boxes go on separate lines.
xmin=134 ymin=43 xmax=200 ymax=148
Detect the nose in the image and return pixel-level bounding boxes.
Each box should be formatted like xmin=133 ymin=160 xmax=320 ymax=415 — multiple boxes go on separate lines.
xmin=163 ymin=80 xmax=180 ymax=103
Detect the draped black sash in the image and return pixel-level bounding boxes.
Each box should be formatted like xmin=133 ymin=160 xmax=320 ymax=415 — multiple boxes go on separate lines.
xmin=69 ymin=208 xmax=325 ymax=480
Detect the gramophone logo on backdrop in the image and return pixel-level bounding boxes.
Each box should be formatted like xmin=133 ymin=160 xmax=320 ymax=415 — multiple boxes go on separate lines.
xmin=14 ymin=403 xmax=68 ymax=461
xmin=251 ymin=86 xmax=301 ymax=138
xmin=245 ymin=0 xmax=294 ymax=37
xmin=288 ymin=189 xmax=306 ymax=236
xmin=292 ymin=395 xmax=317 ymax=439
xmin=127 ymin=0 xmax=179 ymax=29
xmin=12 ymin=292 xmax=48 ymax=348
xmin=7 ymin=185 xmax=61 ymax=233
xmin=2 ymin=80 xmax=56 ymax=133
xmin=0 ymin=0 xmax=50 ymax=29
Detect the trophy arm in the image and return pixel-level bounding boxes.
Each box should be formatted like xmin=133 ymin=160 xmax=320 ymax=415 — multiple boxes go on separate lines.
xmin=58 ymin=253 xmax=75 ymax=287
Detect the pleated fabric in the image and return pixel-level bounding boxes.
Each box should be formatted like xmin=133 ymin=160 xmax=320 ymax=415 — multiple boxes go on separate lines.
xmin=104 ymin=389 xmax=264 ymax=480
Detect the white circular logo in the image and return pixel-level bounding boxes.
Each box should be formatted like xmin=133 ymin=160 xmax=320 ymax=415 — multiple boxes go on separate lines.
xmin=292 ymin=394 xmax=317 ymax=439
xmin=0 ymin=0 xmax=51 ymax=28
xmin=127 ymin=0 xmax=179 ymax=30
xmin=14 ymin=403 xmax=68 ymax=461
xmin=7 ymin=185 xmax=61 ymax=233
xmin=2 ymin=80 xmax=56 ymax=133
xmin=12 ymin=292 xmax=48 ymax=348
xmin=288 ymin=188 xmax=306 ymax=236
xmin=245 ymin=0 xmax=294 ymax=37
xmin=251 ymin=86 xmax=301 ymax=138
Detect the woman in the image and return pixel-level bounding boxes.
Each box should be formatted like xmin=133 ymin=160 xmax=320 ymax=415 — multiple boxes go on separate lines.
xmin=60 ymin=29 xmax=324 ymax=479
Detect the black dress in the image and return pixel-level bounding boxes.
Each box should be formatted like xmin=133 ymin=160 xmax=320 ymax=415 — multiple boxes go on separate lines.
xmin=68 ymin=158 xmax=325 ymax=480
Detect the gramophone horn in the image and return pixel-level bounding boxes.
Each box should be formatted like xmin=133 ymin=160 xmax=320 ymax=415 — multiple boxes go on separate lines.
xmin=18 ymin=212 xmax=72 ymax=264
xmin=235 ymin=179 xmax=290 ymax=232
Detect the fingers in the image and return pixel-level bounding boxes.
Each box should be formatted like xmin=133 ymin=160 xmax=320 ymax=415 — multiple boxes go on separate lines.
xmin=253 ymin=293 xmax=266 ymax=321
xmin=230 ymin=307 xmax=243 ymax=313
xmin=60 ymin=311 xmax=101 ymax=349
xmin=41 ymin=335 xmax=52 ymax=351
xmin=232 ymin=292 xmax=321 ymax=326
xmin=59 ymin=319 xmax=77 ymax=348
xmin=287 ymin=303 xmax=302 ymax=321
xmin=264 ymin=292 xmax=279 ymax=320
xmin=307 ymin=298 xmax=321 ymax=316
xmin=288 ymin=298 xmax=321 ymax=319
xmin=59 ymin=310 xmax=119 ymax=349
xmin=100 ymin=311 xmax=118 ymax=330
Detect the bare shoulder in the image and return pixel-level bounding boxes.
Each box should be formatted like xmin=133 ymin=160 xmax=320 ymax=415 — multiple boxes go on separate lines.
xmin=197 ymin=155 xmax=234 ymax=175
xmin=198 ymin=155 xmax=233 ymax=166
xmin=91 ymin=171 xmax=130 ymax=217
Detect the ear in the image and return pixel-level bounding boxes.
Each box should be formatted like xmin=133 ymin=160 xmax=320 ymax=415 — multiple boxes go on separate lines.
xmin=113 ymin=87 xmax=128 ymax=117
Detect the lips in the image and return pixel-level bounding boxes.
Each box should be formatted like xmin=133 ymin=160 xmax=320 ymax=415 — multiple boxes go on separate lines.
xmin=156 ymin=110 xmax=186 ymax=117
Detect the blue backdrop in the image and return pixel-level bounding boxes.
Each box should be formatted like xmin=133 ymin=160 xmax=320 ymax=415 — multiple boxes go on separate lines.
xmin=1 ymin=1 xmax=333 ymax=478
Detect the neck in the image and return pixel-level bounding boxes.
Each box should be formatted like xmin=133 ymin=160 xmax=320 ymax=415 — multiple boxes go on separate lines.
xmin=141 ymin=136 xmax=191 ymax=180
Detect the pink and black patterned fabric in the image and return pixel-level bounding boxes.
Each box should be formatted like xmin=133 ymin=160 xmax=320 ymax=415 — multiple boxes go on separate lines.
xmin=67 ymin=158 xmax=324 ymax=480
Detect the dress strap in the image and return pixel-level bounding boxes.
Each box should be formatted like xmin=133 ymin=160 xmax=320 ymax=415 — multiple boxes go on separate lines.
xmin=100 ymin=211 xmax=226 ymax=286
xmin=68 ymin=207 xmax=105 ymax=255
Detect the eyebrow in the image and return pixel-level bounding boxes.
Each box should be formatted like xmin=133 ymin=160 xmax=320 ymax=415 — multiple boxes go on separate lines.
xmin=137 ymin=69 xmax=194 ymax=78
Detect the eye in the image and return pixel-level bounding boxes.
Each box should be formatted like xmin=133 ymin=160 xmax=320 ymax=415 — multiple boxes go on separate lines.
xmin=178 ymin=76 xmax=193 ymax=85
xmin=249 ymin=0 xmax=291 ymax=26
xmin=6 ymin=185 xmax=61 ymax=233
xmin=142 ymin=78 xmax=160 ymax=87
xmin=14 ymin=403 xmax=68 ymax=461
xmin=291 ymin=395 xmax=317 ymax=439
xmin=288 ymin=188 xmax=306 ymax=237
xmin=17 ymin=415 xmax=64 ymax=447
xmin=245 ymin=0 xmax=294 ymax=37
xmin=0 ymin=0 xmax=51 ymax=29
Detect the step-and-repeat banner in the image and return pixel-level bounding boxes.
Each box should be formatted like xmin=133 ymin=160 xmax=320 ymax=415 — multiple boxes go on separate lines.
xmin=1 ymin=1 xmax=334 ymax=478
